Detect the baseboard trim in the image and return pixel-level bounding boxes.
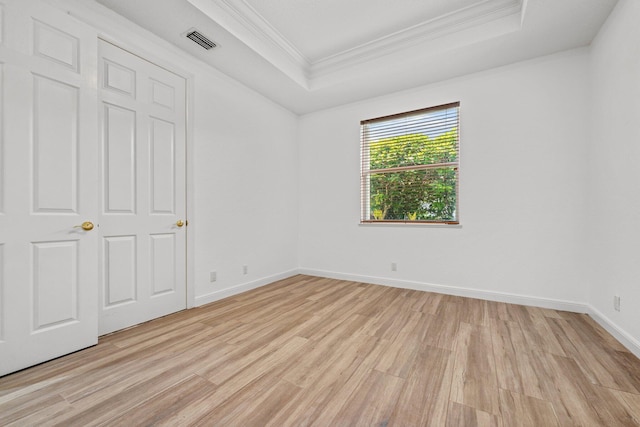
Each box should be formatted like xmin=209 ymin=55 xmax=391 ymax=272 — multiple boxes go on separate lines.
xmin=588 ymin=306 xmax=640 ymax=359
xmin=194 ymin=269 xmax=300 ymax=307
xmin=298 ymin=268 xmax=588 ymax=313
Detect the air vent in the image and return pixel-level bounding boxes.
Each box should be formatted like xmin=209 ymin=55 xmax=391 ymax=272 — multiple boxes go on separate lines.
xmin=185 ymin=29 xmax=216 ymax=50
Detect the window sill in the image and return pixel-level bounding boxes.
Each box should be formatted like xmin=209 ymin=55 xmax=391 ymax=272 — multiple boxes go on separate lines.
xmin=359 ymin=221 xmax=462 ymax=228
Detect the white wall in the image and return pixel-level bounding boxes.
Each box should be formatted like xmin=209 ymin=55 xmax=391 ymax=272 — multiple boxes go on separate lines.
xmin=298 ymin=50 xmax=591 ymax=308
xmin=588 ymin=0 xmax=640 ymax=350
xmin=192 ymin=73 xmax=299 ymax=304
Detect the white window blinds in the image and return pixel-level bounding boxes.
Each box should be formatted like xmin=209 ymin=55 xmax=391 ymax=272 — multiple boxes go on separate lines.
xmin=360 ymin=102 xmax=460 ymax=224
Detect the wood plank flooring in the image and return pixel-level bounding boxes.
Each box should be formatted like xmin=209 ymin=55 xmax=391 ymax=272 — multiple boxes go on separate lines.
xmin=2 ymin=275 xmax=640 ymax=426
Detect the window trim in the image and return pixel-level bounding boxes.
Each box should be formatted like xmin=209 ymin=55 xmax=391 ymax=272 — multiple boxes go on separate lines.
xmin=360 ymin=102 xmax=460 ymax=225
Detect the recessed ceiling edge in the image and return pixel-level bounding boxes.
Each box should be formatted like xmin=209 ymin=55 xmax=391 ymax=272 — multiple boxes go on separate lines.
xmin=187 ymin=0 xmax=524 ymax=91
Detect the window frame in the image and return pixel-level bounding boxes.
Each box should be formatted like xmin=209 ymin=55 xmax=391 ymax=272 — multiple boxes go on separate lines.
xmin=360 ymin=102 xmax=460 ymax=225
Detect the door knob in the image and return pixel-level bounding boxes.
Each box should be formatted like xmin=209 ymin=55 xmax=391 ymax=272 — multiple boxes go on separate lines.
xmin=176 ymin=220 xmax=185 ymax=227
xmin=74 ymin=221 xmax=94 ymax=231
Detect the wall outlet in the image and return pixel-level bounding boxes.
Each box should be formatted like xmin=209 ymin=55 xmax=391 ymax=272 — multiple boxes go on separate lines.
xmin=391 ymin=262 xmax=397 ymax=272
xmin=243 ymin=265 xmax=248 ymax=275
xmin=614 ymin=295 xmax=621 ymax=312
xmin=210 ymin=271 xmax=217 ymax=282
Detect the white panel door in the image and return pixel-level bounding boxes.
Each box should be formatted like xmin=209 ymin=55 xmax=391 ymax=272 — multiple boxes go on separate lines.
xmin=0 ymin=0 xmax=98 ymax=376
xmin=98 ymin=40 xmax=186 ymax=335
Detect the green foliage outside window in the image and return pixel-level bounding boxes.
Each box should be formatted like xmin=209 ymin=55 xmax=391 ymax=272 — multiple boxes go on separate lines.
xmin=368 ymin=129 xmax=458 ymax=221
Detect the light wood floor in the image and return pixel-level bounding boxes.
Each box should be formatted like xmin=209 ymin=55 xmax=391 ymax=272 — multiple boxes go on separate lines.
xmin=2 ymin=275 xmax=640 ymax=426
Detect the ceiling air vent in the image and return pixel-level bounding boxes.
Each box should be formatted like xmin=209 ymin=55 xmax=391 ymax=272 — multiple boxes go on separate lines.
xmin=185 ymin=29 xmax=217 ymax=50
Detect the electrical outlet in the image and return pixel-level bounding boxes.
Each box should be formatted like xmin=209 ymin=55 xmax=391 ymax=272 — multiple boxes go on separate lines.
xmin=614 ymin=295 xmax=621 ymax=312
xmin=243 ymin=265 xmax=248 ymax=275
xmin=391 ymin=262 xmax=397 ymax=272
xmin=210 ymin=271 xmax=217 ymax=282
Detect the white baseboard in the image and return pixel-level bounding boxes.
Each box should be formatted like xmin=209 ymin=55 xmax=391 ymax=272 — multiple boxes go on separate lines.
xmin=194 ymin=269 xmax=299 ymax=307
xmin=299 ymin=268 xmax=588 ymax=313
xmin=588 ymin=306 xmax=640 ymax=359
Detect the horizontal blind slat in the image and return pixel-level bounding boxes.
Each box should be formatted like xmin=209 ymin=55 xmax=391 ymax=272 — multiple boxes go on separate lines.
xmin=363 ymin=162 xmax=458 ymax=175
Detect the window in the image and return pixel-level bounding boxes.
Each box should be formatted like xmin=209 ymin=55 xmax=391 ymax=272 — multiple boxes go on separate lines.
xmin=360 ymin=102 xmax=460 ymax=224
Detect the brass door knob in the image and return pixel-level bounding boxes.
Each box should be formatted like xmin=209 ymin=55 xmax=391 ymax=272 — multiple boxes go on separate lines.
xmin=176 ymin=220 xmax=185 ymax=227
xmin=74 ymin=221 xmax=94 ymax=231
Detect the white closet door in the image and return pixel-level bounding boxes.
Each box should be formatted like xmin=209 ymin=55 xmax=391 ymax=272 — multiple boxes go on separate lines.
xmin=98 ymin=40 xmax=187 ymax=335
xmin=0 ymin=0 xmax=98 ymax=376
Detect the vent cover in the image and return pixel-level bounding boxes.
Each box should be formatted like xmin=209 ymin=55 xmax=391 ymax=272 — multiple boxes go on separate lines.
xmin=186 ymin=30 xmax=216 ymax=50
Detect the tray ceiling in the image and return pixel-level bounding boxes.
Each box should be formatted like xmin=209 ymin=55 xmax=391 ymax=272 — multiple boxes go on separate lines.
xmin=93 ymin=0 xmax=618 ymax=114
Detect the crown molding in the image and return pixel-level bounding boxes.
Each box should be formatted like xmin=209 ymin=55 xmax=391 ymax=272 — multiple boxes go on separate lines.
xmin=187 ymin=0 xmax=311 ymax=88
xmin=188 ymin=0 xmax=524 ymax=90
xmin=521 ymin=0 xmax=531 ymax=25
xmin=310 ymin=0 xmax=524 ymax=81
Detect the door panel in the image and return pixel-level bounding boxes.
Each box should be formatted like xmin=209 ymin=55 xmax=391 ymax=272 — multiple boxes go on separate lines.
xmin=0 ymin=244 xmax=4 ymax=342
xmin=103 ymin=103 xmax=137 ymax=213
xmin=0 ymin=5 xmax=4 ymax=47
xmin=32 ymin=240 xmax=79 ymax=330
xmin=0 ymin=62 xmax=4 ymax=216
xmin=150 ymin=233 xmax=177 ymax=295
xmin=33 ymin=75 xmax=79 ymax=213
xmin=103 ymin=235 xmax=137 ymax=307
xmin=0 ymin=0 xmax=98 ymax=376
xmin=33 ymin=20 xmax=79 ymax=72
xmin=150 ymin=118 xmax=176 ymax=214
xmin=103 ymin=59 xmax=136 ymax=97
xmin=151 ymin=79 xmax=175 ymax=110
xmin=98 ymin=40 xmax=186 ymax=335
xmin=0 ymin=4 xmax=3 ymax=343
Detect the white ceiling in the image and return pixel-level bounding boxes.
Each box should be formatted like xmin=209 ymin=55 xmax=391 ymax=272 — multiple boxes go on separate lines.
xmin=94 ymin=0 xmax=618 ymax=114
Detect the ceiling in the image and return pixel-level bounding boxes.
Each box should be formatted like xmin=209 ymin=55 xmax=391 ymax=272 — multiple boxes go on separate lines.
xmin=94 ymin=0 xmax=618 ymax=114
xmin=241 ymin=0 xmax=484 ymax=62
